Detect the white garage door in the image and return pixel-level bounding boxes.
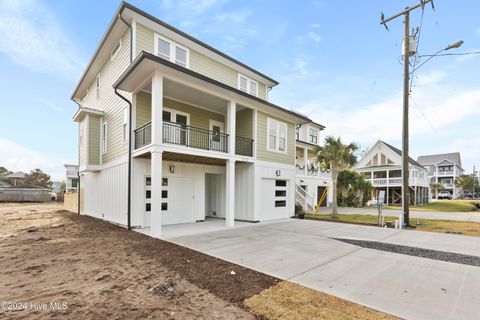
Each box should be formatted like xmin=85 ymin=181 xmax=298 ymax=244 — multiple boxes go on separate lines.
xmin=162 ymin=176 xmax=194 ymax=225
xmin=259 ymin=178 xmax=288 ymax=221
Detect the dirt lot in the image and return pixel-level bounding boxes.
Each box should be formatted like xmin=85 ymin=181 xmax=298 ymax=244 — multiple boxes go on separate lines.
xmin=0 ymin=203 xmax=275 ymax=319
xmin=0 ymin=203 xmax=397 ymax=319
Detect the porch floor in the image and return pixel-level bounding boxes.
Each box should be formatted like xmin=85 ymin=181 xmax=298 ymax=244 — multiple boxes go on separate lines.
xmin=134 ymin=217 xmax=254 ymax=239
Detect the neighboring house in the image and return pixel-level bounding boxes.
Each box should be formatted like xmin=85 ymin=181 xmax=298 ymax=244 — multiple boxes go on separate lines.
xmin=354 ymin=140 xmax=430 ymax=205
xmin=4 ymin=171 xmax=27 ymax=186
xmin=64 ymin=164 xmax=79 ymax=192
xmin=417 ymin=152 xmax=464 ymax=199
xmin=71 ymin=2 xmax=325 ymax=236
xmin=0 ymin=183 xmax=51 ymax=202
xmin=295 ymin=121 xmax=332 ymax=212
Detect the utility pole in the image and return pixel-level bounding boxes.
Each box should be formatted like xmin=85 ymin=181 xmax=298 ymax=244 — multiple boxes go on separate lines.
xmin=473 ymin=165 xmax=476 ymax=198
xmin=381 ymin=0 xmax=435 ymax=226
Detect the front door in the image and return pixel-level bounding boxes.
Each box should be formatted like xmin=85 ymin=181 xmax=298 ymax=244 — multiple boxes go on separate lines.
xmin=317 ymin=186 xmax=328 ymax=207
xmin=144 ymin=176 xmax=151 ymax=227
xmin=162 ymin=109 xmax=190 ymax=146
xmin=209 ymin=120 xmax=224 ymax=152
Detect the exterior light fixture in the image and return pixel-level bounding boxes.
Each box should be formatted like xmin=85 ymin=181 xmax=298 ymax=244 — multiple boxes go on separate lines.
xmin=169 ymin=165 xmax=175 ymax=173
xmin=275 ymin=170 xmax=281 ymax=177
xmin=445 ymin=40 xmax=464 ymax=51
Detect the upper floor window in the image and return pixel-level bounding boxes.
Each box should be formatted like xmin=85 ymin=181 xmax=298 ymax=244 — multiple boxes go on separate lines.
xmin=267 ymin=118 xmax=287 ymax=153
xmin=154 ymin=34 xmax=189 ymax=68
xmin=111 ymin=39 xmax=122 ymax=61
xmin=309 ymin=128 xmax=318 ymax=144
xmin=96 ymin=74 xmax=101 ymax=100
xmin=238 ymin=74 xmax=258 ymax=97
xmin=101 ymin=121 xmax=108 ymax=154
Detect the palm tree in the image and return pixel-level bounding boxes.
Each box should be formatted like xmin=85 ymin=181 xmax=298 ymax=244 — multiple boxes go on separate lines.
xmin=430 ymin=183 xmax=443 ymax=199
xmin=337 ymin=170 xmax=357 ymax=206
xmin=353 ymin=173 xmax=372 ymax=208
xmin=314 ymin=136 xmax=358 ymax=218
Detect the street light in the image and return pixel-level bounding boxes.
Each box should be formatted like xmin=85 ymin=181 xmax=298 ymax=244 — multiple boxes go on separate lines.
xmin=411 ymin=40 xmax=464 ymax=73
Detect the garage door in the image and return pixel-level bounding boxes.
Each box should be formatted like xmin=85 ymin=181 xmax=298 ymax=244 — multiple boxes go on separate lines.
xmin=162 ymin=176 xmax=194 ymax=225
xmin=259 ymin=178 xmax=289 ymax=221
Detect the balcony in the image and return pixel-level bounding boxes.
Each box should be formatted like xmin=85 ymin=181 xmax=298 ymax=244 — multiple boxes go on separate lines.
xmin=295 ymin=163 xmax=331 ymax=179
xmin=437 ymin=170 xmax=454 ymax=176
xmin=66 ymin=170 xmax=78 ymax=177
xmin=134 ymin=121 xmax=254 ymax=157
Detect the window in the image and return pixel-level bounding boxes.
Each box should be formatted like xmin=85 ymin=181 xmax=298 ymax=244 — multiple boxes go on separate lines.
xmin=162 ymin=190 xmax=168 ymax=199
xmin=96 ymin=74 xmax=101 ymax=100
xmin=162 ymin=178 xmax=168 ymax=186
xmin=275 ymin=180 xmax=287 ymax=187
xmin=111 ymin=39 xmax=122 ymax=60
xmin=267 ymin=118 xmax=288 ymax=153
xmin=146 ymin=177 xmax=151 ymax=186
xmin=309 ymin=128 xmax=318 ymax=144
xmin=238 ymin=74 xmax=258 ymax=97
xmin=275 ymin=190 xmax=287 ymax=197
xmin=145 ymin=203 xmax=151 ymax=212
xmin=154 ymin=34 xmax=190 ymax=68
xmin=101 ymin=121 xmax=107 ymax=154
xmin=146 ymin=190 xmax=151 ymax=199
xmin=71 ymin=179 xmax=78 ymax=188
xmin=122 ymin=108 xmax=128 ymax=143
xmin=161 ymin=203 xmax=168 ymax=211
xmin=275 ymin=200 xmax=287 ymax=207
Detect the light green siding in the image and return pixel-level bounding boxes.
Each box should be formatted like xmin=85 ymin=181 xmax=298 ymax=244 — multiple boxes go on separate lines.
xmin=88 ymin=115 xmax=101 ymax=165
xmin=165 ymin=98 xmax=225 ymax=129
xmin=134 ymin=23 xmax=267 ymax=100
xmin=136 ymin=23 xmax=154 ymax=56
xmin=236 ymin=108 xmax=253 ymax=139
xmin=79 ymin=119 xmax=87 ymax=167
xmin=256 ymin=111 xmax=295 ymax=165
xmin=136 ymin=91 xmax=151 ymax=128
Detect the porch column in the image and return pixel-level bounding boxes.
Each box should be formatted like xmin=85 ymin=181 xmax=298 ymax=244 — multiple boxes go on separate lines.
xmin=151 ymin=151 xmax=163 ymax=237
xmin=151 ymin=71 xmax=163 ymax=146
xmin=227 ymin=101 xmax=236 ymax=155
xmin=252 ymin=109 xmax=257 ymax=158
xmin=225 ymin=159 xmax=235 ymax=227
xmin=303 ymin=147 xmax=308 ymax=175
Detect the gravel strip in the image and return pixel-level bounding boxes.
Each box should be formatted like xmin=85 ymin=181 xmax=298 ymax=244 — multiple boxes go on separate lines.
xmin=333 ymin=238 xmax=480 ymax=267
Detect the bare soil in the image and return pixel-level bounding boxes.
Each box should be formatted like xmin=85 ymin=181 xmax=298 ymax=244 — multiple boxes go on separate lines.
xmin=0 ymin=203 xmax=277 ymax=319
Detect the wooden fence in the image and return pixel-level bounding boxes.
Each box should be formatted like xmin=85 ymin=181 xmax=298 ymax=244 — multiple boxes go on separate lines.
xmin=64 ymin=192 xmax=79 ymax=213
xmin=0 ymin=188 xmax=51 ymax=202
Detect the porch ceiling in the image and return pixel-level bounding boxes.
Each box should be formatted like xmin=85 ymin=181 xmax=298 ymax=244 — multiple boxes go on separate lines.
xmin=164 ymin=152 xmax=226 ymax=166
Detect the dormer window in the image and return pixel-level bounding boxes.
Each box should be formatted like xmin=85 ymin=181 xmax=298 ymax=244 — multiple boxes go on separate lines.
xmin=238 ymin=74 xmax=258 ymax=97
xmin=154 ymin=34 xmax=189 ymax=68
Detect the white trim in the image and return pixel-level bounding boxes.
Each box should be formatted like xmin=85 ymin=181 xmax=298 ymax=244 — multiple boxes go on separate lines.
xmin=111 ymin=38 xmax=122 ymax=61
xmin=266 ymin=117 xmax=288 ymax=154
xmin=122 ymin=107 xmax=129 ymax=144
xmin=96 ymin=73 xmax=101 ymax=100
xmin=237 ymin=73 xmax=258 ymax=97
xmin=132 ymin=19 xmax=137 ymax=58
xmin=162 ymin=107 xmax=191 ymax=126
xmin=153 ymin=33 xmax=190 ymax=68
xmin=86 ymin=114 xmax=90 ymax=166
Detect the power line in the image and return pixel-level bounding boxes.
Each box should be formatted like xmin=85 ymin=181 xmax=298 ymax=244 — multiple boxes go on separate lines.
xmin=419 ymin=51 xmax=480 ymax=57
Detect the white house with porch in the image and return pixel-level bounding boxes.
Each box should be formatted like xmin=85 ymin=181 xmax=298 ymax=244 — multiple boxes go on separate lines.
xmin=354 ymin=140 xmax=430 ymax=205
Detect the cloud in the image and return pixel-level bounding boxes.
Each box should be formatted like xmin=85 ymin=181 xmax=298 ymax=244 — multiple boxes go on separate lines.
xmin=307 ymin=31 xmax=322 ymax=43
xmin=0 ymin=137 xmax=67 ymax=181
xmin=0 ymin=0 xmax=83 ymax=79
xmin=37 ymin=97 xmax=64 ymax=113
xmin=293 ymin=56 xmax=309 ymax=76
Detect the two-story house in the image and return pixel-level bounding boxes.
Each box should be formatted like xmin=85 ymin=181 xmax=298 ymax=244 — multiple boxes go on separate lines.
xmin=71 ymin=2 xmax=324 ymax=237
xmin=417 ymin=152 xmax=463 ymax=199
xmin=295 ymin=121 xmax=332 ymax=212
xmin=354 ymin=140 xmax=430 ymax=205
xmin=64 ymin=164 xmax=79 ymax=192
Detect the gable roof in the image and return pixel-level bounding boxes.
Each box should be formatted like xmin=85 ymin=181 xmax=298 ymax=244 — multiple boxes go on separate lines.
xmin=417 ymin=152 xmax=462 ymax=168
xmin=380 ymin=141 xmax=425 ymax=168
xmin=72 ymin=1 xmax=278 ymax=100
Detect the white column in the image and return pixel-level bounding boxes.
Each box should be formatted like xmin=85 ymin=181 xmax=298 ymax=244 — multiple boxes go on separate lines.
xmin=227 ymin=101 xmax=236 ymax=155
xmin=150 ymin=71 xmax=163 ymax=238
xmin=252 ymin=109 xmax=257 ymax=158
xmin=151 ymin=151 xmax=162 ymax=237
xmin=303 ymin=147 xmax=308 ymax=175
xmin=225 ymin=159 xmax=235 ymax=227
xmin=151 ymin=71 xmax=163 ymax=146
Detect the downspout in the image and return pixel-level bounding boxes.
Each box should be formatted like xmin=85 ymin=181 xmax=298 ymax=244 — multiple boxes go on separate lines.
xmin=72 ymin=99 xmax=81 ymax=215
xmin=115 ymin=89 xmax=132 ymax=230
xmin=117 ymin=8 xmax=134 ymax=231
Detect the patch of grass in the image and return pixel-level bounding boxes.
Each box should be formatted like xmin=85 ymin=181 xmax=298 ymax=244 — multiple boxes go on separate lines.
xmin=245 ymin=281 xmax=399 ymax=320
xmin=307 ymin=214 xmax=480 ymax=237
xmin=385 ymin=200 xmax=479 ymax=212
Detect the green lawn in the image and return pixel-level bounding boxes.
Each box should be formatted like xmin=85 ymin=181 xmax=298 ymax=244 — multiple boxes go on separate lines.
xmin=384 ymin=200 xmax=479 ymax=212
xmin=306 ymin=213 xmax=480 ymax=237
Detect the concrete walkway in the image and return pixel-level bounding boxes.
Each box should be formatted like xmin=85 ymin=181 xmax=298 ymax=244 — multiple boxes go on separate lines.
xmin=167 ymin=219 xmax=480 ymax=320
xmin=316 ymin=206 xmax=480 ymax=222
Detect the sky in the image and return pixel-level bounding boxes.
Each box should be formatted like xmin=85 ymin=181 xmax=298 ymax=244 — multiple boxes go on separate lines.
xmin=0 ymin=0 xmax=479 ymax=180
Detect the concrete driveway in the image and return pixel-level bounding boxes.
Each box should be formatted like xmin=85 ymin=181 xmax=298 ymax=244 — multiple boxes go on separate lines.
xmin=167 ymin=219 xmax=480 ymax=320
xmin=316 ymin=206 xmax=480 ymax=222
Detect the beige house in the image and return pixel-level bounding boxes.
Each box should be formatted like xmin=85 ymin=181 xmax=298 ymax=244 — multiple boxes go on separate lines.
xmin=71 ymin=2 xmax=326 ymax=237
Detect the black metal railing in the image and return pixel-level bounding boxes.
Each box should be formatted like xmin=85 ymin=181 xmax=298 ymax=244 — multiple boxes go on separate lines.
xmin=235 ymin=136 xmax=254 ymax=157
xmin=163 ymin=121 xmax=229 ymax=153
xmin=134 ymin=122 xmax=152 ymax=149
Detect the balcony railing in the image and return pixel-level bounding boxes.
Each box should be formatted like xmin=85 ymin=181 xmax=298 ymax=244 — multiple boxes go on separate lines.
xmin=295 ymin=163 xmax=332 ymax=179
xmin=235 ymin=137 xmax=254 ymax=157
xmin=437 ymin=170 xmax=454 ymax=176
xmin=134 ymin=122 xmax=152 ymax=149
xmin=163 ymin=121 xmax=228 ymax=153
